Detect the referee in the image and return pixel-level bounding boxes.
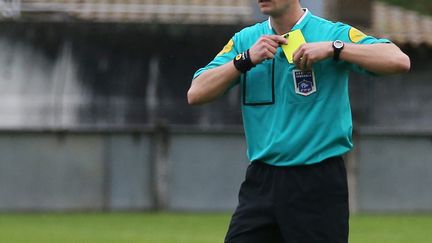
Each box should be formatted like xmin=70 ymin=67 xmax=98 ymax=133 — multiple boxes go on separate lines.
xmin=188 ymin=1 xmax=410 ymax=242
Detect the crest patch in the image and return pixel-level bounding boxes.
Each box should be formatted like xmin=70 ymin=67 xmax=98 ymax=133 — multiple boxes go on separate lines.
xmin=292 ymin=69 xmax=316 ymax=96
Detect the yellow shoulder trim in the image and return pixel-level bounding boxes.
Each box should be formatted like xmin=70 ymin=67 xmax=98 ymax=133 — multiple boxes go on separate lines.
xmin=349 ymin=27 xmax=367 ymax=43
xmin=217 ymin=39 xmax=234 ymax=56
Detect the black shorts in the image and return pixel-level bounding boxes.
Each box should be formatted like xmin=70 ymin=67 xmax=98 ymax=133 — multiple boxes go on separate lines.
xmin=225 ymin=156 xmax=349 ymax=243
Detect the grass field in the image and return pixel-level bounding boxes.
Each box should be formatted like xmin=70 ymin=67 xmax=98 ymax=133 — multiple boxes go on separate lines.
xmin=1 ymin=213 xmax=432 ymax=243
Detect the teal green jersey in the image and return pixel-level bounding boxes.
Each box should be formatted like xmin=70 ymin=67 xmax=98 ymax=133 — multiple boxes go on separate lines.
xmin=193 ymin=10 xmax=391 ymax=166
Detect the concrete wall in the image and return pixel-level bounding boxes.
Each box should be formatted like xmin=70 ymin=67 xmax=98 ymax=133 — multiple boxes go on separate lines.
xmin=0 ymin=131 xmax=153 ymax=211
xmin=0 ymin=129 xmax=431 ymax=212
xmin=0 ymin=22 xmax=243 ymax=129
xmin=0 ymin=129 xmax=249 ymax=212
xmin=356 ymin=133 xmax=432 ymax=212
xmin=0 ymin=133 xmax=106 ymax=210
xmin=169 ymin=133 xmax=248 ymax=211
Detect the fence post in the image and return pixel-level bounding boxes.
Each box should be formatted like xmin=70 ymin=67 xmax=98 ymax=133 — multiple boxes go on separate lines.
xmin=150 ymin=122 xmax=171 ymax=211
xmin=346 ymin=132 xmax=359 ymax=213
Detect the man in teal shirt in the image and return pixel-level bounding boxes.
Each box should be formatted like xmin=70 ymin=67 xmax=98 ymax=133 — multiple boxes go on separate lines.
xmin=188 ymin=0 xmax=410 ymax=242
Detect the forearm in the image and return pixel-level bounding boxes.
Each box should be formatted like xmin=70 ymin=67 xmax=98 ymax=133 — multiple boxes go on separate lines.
xmin=187 ymin=61 xmax=241 ymax=105
xmin=340 ymin=43 xmax=410 ymax=75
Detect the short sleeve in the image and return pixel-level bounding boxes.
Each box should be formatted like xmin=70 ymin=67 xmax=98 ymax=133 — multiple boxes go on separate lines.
xmin=333 ymin=23 xmax=392 ymax=75
xmin=192 ymin=33 xmax=240 ymax=85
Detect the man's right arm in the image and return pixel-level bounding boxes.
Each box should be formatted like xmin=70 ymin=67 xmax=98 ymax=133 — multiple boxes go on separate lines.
xmin=187 ymin=35 xmax=287 ymax=105
xmin=187 ymin=61 xmax=241 ymax=105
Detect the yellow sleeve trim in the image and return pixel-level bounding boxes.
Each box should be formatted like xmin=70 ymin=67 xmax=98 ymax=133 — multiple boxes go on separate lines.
xmin=217 ymin=39 xmax=234 ymax=56
xmin=349 ymin=27 xmax=367 ymax=43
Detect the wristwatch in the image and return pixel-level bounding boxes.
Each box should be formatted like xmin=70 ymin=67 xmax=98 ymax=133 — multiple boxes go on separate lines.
xmin=332 ymin=40 xmax=344 ymax=61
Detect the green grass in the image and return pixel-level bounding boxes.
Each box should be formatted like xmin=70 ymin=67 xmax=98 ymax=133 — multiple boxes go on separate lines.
xmin=350 ymin=214 xmax=432 ymax=243
xmin=379 ymin=0 xmax=432 ymax=16
xmin=0 ymin=213 xmax=432 ymax=243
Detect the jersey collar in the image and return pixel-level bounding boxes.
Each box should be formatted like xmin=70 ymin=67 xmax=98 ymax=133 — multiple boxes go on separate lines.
xmin=268 ymin=8 xmax=310 ymax=33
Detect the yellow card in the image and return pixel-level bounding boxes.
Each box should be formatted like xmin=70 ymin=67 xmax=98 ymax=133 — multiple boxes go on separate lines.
xmin=281 ymin=29 xmax=306 ymax=63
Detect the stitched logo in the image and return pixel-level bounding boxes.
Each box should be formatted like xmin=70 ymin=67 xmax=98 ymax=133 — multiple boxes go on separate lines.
xmin=293 ymin=69 xmax=316 ymax=96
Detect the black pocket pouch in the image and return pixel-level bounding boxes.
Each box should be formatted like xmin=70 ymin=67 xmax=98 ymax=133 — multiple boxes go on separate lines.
xmin=242 ymin=59 xmax=275 ymax=106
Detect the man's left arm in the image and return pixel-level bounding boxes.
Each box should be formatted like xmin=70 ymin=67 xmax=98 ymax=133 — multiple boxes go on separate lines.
xmin=293 ymin=42 xmax=410 ymax=75
xmin=339 ymin=42 xmax=410 ymax=75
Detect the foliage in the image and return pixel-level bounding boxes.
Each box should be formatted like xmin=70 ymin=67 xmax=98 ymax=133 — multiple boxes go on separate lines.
xmin=379 ymin=0 xmax=432 ymax=16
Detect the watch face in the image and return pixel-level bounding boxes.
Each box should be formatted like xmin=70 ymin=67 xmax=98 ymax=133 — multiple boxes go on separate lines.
xmin=334 ymin=40 xmax=344 ymax=49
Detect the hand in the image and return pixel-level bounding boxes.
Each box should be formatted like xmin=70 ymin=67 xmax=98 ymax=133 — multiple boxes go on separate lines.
xmin=249 ymin=35 xmax=287 ymax=65
xmin=293 ymin=42 xmax=334 ymax=70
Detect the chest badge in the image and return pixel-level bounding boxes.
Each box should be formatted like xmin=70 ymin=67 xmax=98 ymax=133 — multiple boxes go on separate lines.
xmin=292 ymin=69 xmax=317 ymax=96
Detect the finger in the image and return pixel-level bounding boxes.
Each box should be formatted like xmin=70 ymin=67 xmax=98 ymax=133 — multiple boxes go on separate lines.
xmin=306 ymin=58 xmax=313 ymax=70
xmin=261 ymin=37 xmax=280 ymax=48
xmin=300 ymin=56 xmax=308 ymax=70
xmin=295 ymin=53 xmax=308 ymax=70
xmin=293 ymin=46 xmax=304 ymax=63
xmin=264 ymin=50 xmax=275 ymax=60
xmin=267 ymin=35 xmax=288 ymax=45
xmin=263 ymin=42 xmax=277 ymax=55
xmin=294 ymin=53 xmax=304 ymax=68
xmin=295 ymin=57 xmax=302 ymax=69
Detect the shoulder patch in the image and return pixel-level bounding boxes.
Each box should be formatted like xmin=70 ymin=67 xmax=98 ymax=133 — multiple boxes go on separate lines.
xmin=217 ymin=39 xmax=234 ymax=56
xmin=349 ymin=27 xmax=367 ymax=43
xmin=349 ymin=27 xmax=366 ymax=43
